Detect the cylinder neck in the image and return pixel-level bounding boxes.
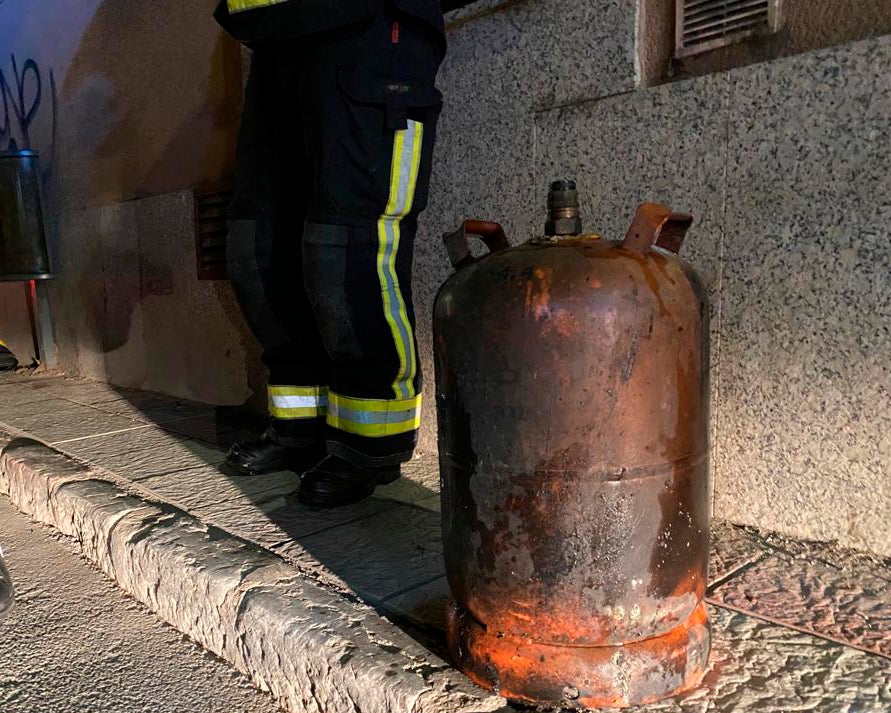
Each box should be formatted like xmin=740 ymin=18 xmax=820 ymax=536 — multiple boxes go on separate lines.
xmin=545 ymin=179 xmax=582 ymax=237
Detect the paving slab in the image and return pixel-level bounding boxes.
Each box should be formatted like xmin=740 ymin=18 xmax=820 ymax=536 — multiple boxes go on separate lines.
xmin=56 ymin=426 xmax=227 ymax=475
xmin=708 ymin=521 xmax=769 ymax=586
xmin=283 ymin=504 xmax=445 ymax=603
xmin=0 ymin=372 xmax=66 ymax=388
xmin=382 ymin=576 xmax=451 ymax=631
xmin=0 ymin=398 xmax=146 ymax=445
xmin=207 ymin=495 xmax=399 ymax=547
xmin=0 ymin=395 xmax=86 ymax=421
xmin=91 ymin=391 xmax=216 ymax=424
xmin=0 ymin=384 xmax=60 ymax=408
xmin=376 ymin=456 xmax=440 ymax=506
xmin=709 ymin=550 xmax=891 ymax=659
xmin=21 ymin=377 xmax=127 ymax=405
xmin=596 ymin=606 xmax=891 ymax=713
xmin=160 ymin=410 xmax=264 ymax=448
xmin=136 ymin=465 xmax=299 ymax=513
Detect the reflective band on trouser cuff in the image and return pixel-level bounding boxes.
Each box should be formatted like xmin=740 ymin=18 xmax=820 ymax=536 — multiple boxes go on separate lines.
xmin=377 ymin=120 xmax=423 ymax=401
xmin=327 ymin=393 xmax=422 ymax=437
xmin=268 ymin=386 xmax=328 ymax=420
xmin=227 ymin=0 xmax=288 ymax=13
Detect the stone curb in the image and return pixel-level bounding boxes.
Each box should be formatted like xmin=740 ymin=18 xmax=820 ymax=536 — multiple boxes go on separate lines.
xmin=0 ymin=437 xmax=509 ymax=713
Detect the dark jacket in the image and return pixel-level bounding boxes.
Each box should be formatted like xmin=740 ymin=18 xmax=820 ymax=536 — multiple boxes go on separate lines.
xmin=215 ymin=0 xmax=466 ymax=44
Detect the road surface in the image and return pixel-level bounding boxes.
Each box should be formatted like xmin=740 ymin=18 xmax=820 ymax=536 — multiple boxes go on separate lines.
xmin=0 ymin=496 xmax=282 ymax=713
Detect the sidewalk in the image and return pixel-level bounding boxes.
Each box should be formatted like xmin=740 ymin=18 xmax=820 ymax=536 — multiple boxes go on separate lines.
xmin=1 ymin=370 xmax=889 ymax=712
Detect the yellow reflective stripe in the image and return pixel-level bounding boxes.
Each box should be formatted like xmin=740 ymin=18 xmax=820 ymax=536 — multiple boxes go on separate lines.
xmin=327 ymin=392 xmax=422 ymax=437
xmin=227 ymin=0 xmax=288 ymax=13
xmin=268 ymin=386 xmax=327 ymax=398
xmin=401 ymin=124 xmax=423 ymax=393
xmin=377 ymin=120 xmax=424 ymax=401
xmin=0 ymin=339 xmax=7 ymax=348
xmin=270 ymin=405 xmax=325 ymax=420
xmin=326 ymin=417 xmax=419 ymax=437
xmin=268 ymin=385 xmax=327 ymax=420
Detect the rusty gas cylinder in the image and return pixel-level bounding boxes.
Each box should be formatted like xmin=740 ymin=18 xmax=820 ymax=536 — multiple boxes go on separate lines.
xmin=434 ymin=181 xmax=710 ymax=708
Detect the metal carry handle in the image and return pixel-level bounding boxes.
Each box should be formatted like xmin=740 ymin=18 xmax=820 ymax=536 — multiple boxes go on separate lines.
xmin=622 ymin=203 xmax=694 ymax=255
xmin=443 ymin=220 xmax=510 ymax=270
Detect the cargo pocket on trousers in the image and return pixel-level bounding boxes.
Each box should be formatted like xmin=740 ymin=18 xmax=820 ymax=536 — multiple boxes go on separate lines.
xmin=336 ymin=66 xmax=443 ymax=211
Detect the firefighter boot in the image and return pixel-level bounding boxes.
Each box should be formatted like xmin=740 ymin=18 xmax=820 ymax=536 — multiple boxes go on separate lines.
xmin=293 ymin=455 xmax=401 ymax=508
xmin=0 ymin=341 xmax=17 ymax=371
xmin=226 ymin=428 xmax=324 ymax=477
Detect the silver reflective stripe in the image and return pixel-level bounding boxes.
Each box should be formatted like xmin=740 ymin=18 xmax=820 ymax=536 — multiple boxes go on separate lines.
xmin=270 ymin=394 xmax=328 ymax=410
xmin=328 ymin=404 xmax=418 ymax=426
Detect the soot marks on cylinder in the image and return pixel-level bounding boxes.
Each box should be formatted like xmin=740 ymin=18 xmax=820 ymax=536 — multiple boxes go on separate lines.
xmin=621 ymin=312 xmax=644 ymax=383
xmin=637 ymin=261 xmax=669 ymax=317
xmin=442 ymin=397 xmax=501 ymax=573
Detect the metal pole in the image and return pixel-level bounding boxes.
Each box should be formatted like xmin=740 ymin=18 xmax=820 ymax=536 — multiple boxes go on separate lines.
xmin=24 ymin=279 xmax=56 ymax=368
xmin=33 ymin=279 xmax=56 ymax=368
xmin=23 ymin=280 xmax=41 ymax=363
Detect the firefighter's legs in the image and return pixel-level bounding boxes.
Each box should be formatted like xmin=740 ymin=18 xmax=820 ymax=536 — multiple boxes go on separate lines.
xmin=288 ymin=9 xmax=443 ymax=504
xmin=225 ymin=49 xmax=328 ymax=475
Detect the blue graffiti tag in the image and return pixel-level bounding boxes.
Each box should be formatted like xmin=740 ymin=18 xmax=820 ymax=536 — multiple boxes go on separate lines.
xmin=0 ymin=53 xmax=57 ymax=157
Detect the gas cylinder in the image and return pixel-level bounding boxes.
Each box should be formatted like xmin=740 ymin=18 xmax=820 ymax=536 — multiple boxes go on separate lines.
xmin=434 ymin=181 xmax=710 ymax=709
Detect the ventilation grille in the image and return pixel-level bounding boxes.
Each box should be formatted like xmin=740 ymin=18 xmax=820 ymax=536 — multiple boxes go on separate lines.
xmin=676 ymin=0 xmax=777 ymax=57
xmin=194 ymin=183 xmax=232 ymax=281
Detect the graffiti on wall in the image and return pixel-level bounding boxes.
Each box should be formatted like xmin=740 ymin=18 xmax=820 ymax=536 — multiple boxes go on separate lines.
xmin=0 ymin=54 xmax=58 ymax=164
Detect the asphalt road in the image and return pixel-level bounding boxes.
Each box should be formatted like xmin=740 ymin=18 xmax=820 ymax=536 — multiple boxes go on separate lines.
xmin=0 ymin=496 xmax=282 ymax=713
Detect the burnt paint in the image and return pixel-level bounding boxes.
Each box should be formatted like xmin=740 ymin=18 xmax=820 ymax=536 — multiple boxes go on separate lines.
xmin=435 ymin=219 xmax=711 ymax=707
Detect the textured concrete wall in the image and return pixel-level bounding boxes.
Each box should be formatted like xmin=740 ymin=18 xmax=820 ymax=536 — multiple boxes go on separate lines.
xmin=46 ymin=191 xmax=260 ymax=405
xmin=420 ymin=1 xmax=890 ymax=555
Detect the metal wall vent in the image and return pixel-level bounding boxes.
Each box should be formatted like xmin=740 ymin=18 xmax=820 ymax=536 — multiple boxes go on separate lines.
xmin=194 ymin=183 xmax=232 ymax=281
xmin=675 ymin=0 xmax=778 ymax=57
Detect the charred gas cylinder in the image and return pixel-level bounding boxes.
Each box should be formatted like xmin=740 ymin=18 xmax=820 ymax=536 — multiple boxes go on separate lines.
xmin=434 ymin=181 xmax=710 ymax=709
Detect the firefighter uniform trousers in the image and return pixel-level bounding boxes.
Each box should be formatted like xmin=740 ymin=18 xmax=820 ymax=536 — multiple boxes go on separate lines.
xmin=227 ymin=7 xmax=444 ymax=467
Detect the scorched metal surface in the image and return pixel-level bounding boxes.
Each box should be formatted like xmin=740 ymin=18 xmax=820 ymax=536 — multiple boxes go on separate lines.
xmin=434 ymin=189 xmax=711 ymax=708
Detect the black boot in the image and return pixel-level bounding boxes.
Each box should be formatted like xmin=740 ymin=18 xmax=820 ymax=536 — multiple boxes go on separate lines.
xmin=225 ymin=429 xmax=324 ymax=477
xmin=0 ymin=343 xmax=17 ymax=372
xmin=294 ymin=455 xmax=400 ymax=508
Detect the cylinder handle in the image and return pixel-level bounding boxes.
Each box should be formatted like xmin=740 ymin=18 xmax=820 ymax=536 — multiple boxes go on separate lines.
xmin=443 ymin=220 xmax=510 ymax=270
xmin=622 ymin=203 xmax=693 ymax=255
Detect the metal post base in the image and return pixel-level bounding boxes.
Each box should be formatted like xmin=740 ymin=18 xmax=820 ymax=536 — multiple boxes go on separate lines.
xmin=446 ymin=600 xmax=710 ymax=709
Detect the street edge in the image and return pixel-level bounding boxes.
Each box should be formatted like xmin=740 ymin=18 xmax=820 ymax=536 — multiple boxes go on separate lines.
xmin=0 ymin=435 xmax=509 ymax=713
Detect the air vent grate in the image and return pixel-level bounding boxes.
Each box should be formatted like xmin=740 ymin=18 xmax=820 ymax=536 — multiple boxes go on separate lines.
xmin=194 ymin=183 xmax=233 ymax=281
xmin=675 ymin=0 xmax=778 ymax=57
